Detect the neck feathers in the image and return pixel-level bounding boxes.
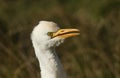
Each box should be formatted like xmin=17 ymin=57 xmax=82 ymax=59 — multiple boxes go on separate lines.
xmin=33 ymin=44 xmax=66 ymax=78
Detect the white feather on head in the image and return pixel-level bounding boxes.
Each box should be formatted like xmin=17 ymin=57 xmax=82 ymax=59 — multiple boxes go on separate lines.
xmin=31 ymin=21 xmax=64 ymax=49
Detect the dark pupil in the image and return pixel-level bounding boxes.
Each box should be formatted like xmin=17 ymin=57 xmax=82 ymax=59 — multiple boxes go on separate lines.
xmin=47 ymin=32 xmax=53 ymax=36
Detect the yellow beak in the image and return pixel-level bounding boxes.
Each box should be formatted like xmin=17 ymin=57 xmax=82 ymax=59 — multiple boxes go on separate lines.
xmin=52 ymin=29 xmax=80 ymax=39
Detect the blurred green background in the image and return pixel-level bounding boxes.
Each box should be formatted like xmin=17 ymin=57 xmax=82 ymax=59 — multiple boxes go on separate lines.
xmin=0 ymin=0 xmax=120 ymax=78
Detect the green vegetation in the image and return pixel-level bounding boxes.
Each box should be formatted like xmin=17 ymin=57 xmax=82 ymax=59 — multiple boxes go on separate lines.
xmin=0 ymin=0 xmax=120 ymax=78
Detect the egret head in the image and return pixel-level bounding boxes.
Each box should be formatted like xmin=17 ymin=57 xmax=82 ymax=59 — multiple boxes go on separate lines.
xmin=31 ymin=21 xmax=80 ymax=48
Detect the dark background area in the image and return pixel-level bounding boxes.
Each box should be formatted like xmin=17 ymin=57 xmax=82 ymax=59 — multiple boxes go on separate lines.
xmin=0 ymin=0 xmax=120 ymax=78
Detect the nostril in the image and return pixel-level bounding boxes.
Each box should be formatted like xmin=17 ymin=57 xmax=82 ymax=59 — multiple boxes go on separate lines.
xmin=61 ymin=30 xmax=64 ymax=32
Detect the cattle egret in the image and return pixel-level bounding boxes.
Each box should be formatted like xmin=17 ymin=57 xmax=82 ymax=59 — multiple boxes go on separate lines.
xmin=31 ymin=21 xmax=80 ymax=78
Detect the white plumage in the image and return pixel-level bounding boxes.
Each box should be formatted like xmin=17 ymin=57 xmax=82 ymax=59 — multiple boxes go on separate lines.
xmin=31 ymin=21 xmax=80 ymax=78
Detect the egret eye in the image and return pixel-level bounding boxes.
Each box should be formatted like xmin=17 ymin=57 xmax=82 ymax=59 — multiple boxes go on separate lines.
xmin=47 ymin=32 xmax=53 ymax=37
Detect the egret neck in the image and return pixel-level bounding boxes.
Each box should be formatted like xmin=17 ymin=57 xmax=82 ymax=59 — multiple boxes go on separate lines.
xmin=33 ymin=43 xmax=66 ymax=78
